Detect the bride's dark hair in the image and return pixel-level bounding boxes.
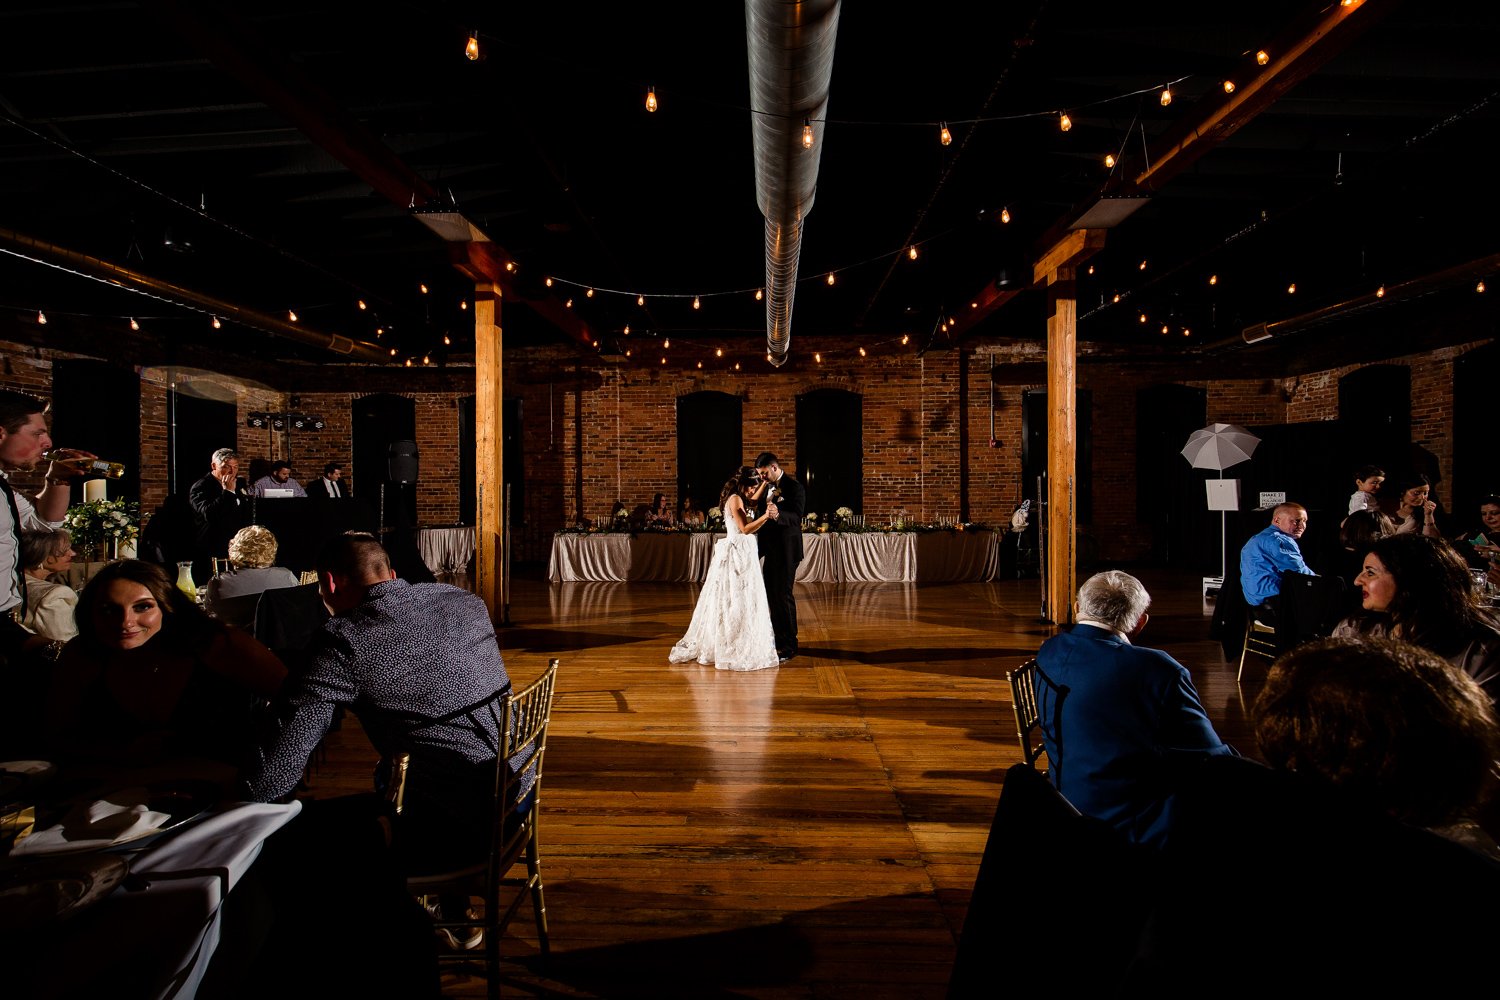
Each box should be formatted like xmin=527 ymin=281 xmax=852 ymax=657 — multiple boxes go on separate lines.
xmin=719 ymin=466 xmax=758 ymax=507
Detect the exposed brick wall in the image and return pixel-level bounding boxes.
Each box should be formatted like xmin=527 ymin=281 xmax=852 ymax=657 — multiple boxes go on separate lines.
xmin=4 ymin=332 xmax=1491 ymax=565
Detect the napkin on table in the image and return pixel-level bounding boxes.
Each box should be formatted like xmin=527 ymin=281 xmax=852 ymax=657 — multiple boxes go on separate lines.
xmin=10 ymin=787 xmax=171 ymax=856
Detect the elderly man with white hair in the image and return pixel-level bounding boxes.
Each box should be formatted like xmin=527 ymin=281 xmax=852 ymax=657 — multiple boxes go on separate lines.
xmin=1035 ymin=570 xmax=1236 ymax=848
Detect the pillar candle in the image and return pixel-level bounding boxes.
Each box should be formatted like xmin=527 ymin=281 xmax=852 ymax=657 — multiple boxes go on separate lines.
xmin=83 ymin=479 xmax=108 ymax=503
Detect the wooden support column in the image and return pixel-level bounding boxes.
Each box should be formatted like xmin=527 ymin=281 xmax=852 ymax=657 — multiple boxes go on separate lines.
xmin=474 ymin=282 xmax=503 ymax=619
xmin=1034 ymin=229 xmax=1106 ymax=625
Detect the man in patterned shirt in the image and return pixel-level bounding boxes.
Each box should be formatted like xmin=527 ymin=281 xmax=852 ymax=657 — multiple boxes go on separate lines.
xmin=243 ymin=532 xmax=513 ymax=946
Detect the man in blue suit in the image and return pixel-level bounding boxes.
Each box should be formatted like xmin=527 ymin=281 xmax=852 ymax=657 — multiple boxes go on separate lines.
xmin=1036 ymin=570 xmax=1235 ymax=848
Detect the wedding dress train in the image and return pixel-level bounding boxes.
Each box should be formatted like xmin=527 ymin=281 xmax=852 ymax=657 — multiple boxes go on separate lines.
xmin=669 ymin=508 xmax=779 ymax=671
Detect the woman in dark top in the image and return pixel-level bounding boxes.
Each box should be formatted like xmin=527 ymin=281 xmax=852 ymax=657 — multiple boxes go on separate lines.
xmin=1332 ymin=534 xmax=1500 ymax=703
xmin=47 ymin=559 xmax=286 ymax=767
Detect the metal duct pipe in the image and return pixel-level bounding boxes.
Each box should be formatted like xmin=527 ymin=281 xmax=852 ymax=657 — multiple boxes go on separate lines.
xmin=746 ymin=0 xmax=841 ymax=367
xmin=0 ymin=226 xmax=391 ymax=363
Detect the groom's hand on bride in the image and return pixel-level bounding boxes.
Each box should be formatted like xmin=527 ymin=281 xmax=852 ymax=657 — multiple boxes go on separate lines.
xmin=766 ymin=502 xmax=779 ymax=520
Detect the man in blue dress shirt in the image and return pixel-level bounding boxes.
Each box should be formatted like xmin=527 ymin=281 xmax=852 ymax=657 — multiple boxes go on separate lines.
xmin=1036 ymin=571 xmax=1235 ymax=848
xmin=1240 ymin=502 xmax=1315 ymax=623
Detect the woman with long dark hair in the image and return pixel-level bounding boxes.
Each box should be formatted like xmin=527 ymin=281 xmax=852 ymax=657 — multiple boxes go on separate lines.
xmin=669 ymin=466 xmax=779 ymax=670
xmin=47 ymin=559 xmax=286 ymax=766
xmin=1333 ymin=534 xmax=1500 ymax=702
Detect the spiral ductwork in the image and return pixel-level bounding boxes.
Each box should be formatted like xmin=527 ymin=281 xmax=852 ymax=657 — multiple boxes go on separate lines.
xmin=746 ymin=0 xmax=841 ymax=367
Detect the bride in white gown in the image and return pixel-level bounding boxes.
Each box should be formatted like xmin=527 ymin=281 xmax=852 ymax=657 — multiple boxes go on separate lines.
xmin=669 ymin=467 xmax=781 ymax=671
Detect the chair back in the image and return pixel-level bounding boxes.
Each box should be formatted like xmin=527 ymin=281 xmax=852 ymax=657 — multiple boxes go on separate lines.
xmin=491 ymin=658 xmax=560 ymax=872
xmin=1007 ymin=658 xmax=1047 ymax=769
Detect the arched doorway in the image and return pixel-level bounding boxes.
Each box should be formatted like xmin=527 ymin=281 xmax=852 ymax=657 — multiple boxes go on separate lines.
xmin=677 ymin=391 xmax=743 ymax=516
xmin=795 ymin=388 xmax=862 ymax=516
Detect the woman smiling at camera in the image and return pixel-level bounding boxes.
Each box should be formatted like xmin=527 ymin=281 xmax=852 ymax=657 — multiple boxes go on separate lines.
xmin=1333 ymin=533 xmax=1500 ymax=703
xmin=46 ymin=559 xmax=286 ymax=767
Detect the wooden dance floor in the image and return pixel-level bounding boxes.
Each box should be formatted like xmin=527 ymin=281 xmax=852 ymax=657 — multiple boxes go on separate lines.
xmin=311 ymin=570 xmax=1258 ymax=998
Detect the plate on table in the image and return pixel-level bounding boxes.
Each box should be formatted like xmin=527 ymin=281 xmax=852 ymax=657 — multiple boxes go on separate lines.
xmin=0 ymin=853 xmax=129 ymax=931
xmin=11 ymin=779 xmax=221 ymax=856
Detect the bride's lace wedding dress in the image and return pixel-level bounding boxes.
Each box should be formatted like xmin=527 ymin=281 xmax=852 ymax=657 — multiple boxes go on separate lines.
xmin=669 ymin=502 xmax=780 ymax=671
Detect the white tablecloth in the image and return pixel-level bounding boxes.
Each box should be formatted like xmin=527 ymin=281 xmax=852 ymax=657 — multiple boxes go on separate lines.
xmin=416 ymin=525 xmax=475 ymax=575
xmin=548 ymin=531 xmax=999 ymax=583
xmin=10 ymin=800 xmax=301 ymax=999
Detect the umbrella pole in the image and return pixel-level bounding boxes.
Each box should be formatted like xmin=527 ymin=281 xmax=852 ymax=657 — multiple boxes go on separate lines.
xmin=1219 ymin=469 xmax=1227 ymax=582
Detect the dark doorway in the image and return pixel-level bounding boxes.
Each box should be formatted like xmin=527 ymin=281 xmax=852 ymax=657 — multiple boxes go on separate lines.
xmin=796 ymin=388 xmax=862 ymax=516
xmin=1136 ymin=384 xmax=1210 ymax=569
xmin=353 ymin=393 xmax=417 ymax=528
xmin=51 ymin=359 xmax=141 ymax=502
xmin=168 ymin=388 xmax=237 ymax=498
xmin=1020 ymin=389 xmax=1093 ymax=524
xmin=1454 ymin=344 xmax=1500 ymax=521
xmin=677 ymin=391 xmax=742 ymax=517
xmin=1338 ymin=364 xmax=1412 ymax=496
xmin=458 ymin=395 xmax=476 ymax=524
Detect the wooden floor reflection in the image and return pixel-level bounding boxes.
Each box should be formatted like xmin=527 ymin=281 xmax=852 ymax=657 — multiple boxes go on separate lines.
xmin=310 ymin=570 xmax=1258 ymax=998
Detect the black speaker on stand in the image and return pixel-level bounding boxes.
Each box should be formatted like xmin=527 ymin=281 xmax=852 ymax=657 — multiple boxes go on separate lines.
xmin=382 ymin=440 xmax=433 ymax=583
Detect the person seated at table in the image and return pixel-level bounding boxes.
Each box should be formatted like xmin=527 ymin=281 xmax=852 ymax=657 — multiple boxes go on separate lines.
xmin=679 ymin=495 xmax=705 ymax=527
xmin=46 ymin=559 xmax=287 ymax=768
xmin=1254 ymin=635 xmax=1500 ymax=857
xmin=1035 ymin=570 xmax=1236 ymax=849
xmin=1384 ymin=473 xmax=1442 ymax=538
xmin=19 ymin=528 xmax=79 ymax=643
xmin=1239 ymin=501 xmax=1315 ymax=626
xmin=1333 ymin=533 xmax=1500 ymax=703
xmin=1455 ymin=494 xmax=1500 ymax=569
xmin=204 ymin=525 xmax=300 ymax=627
xmin=242 ymin=532 xmax=517 ymax=947
xmin=251 ymin=459 xmax=306 ymax=497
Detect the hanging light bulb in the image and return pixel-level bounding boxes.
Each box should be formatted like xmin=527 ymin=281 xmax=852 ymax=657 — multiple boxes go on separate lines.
xmin=623 ymin=325 xmax=631 ymax=335
xmin=545 ymin=277 xmax=553 ymax=287
xmin=377 ymin=327 xmax=384 ymax=336
xmin=909 ymin=246 xmax=918 ymax=260
xmin=585 ymin=288 xmax=594 ymax=298
xmin=697 ymin=361 xmax=702 ymax=369
xmin=36 ymin=310 xmax=46 ymax=324
xmin=1376 ymin=285 xmax=1386 ymax=298
xmin=625 ymin=348 xmax=632 ymax=357
xmin=211 ymin=315 xmax=221 ymax=329
xmin=646 ymin=86 xmax=658 ymax=113
xmin=1160 ymin=86 xmax=1172 ymax=106
xmin=1161 ymin=324 xmax=1169 ymax=335
xmin=357 ymin=299 xmax=367 ymax=310
xmin=858 ymin=346 xmax=867 ymax=357
xmin=901 ymin=333 xmax=909 ymax=345
xmin=734 ymin=362 xmax=740 ymax=371
xmin=405 ymin=358 xmax=413 ymax=367
xmin=1104 ymin=153 xmax=1116 ymax=168
xmin=565 ymin=299 xmax=573 ymax=308
xmin=1001 ymin=206 xmax=1012 ymax=224
xmin=1479 ymin=280 xmax=1488 ymax=294
xmin=1256 ymin=50 xmax=1270 ymax=65
xmin=1112 ymin=293 xmax=1121 ymax=304
xmin=939 ymin=122 xmax=952 ymax=145
xmin=755 ymin=288 xmax=763 ymax=301
xmin=692 ymin=296 xmax=701 ymax=310
xmin=814 ymin=352 xmax=822 ymax=363
xmin=418 ymin=283 xmax=428 ymax=294
xmin=637 ymin=294 xmax=645 ymax=306
xmin=390 ymin=348 xmax=398 ymax=357
xmin=1287 ymin=282 xmax=1297 ymax=294
xmin=826 ymin=272 xmax=836 ymax=286
xmin=1139 ymin=260 xmax=1148 ymax=271
xmin=661 ymin=357 xmax=667 ymax=365
xmin=465 ymin=29 xmax=480 ymax=61
xmin=767 ymin=352 xmax=772 ymax=362
xmin=504 ymin=261 xmax=515 ymax=272
xmin=1087 ymin=264 xmax=1095 ymax=275
xmin=1139 ymin=313 xmax=1148 ymax=324
xmin=1223 ymin=79 xmax=1236 ymax=94
xmin=1059 ymin=113 xmax=1072 ymax=132
xmin=664 ymin=339 xmax=670 ymax=349
xmin=130 ymin=317 xmax=140 ymax=331
xmin=802 ymin=118 xmax=815 ymax=149
xmin=459 ymin=300 xmax=468 ymax=310
xmin=715 ymin=347 xmax=723 ymax=358
xmin=1209 ymin=274 xmax=1218 ymax=286
xmin=422 ymin=354 xmax=431 ymax=365
xmin=592 ymin=340 xmax=599 ymax=348
xmin=443 ymin=334 xmax=451 ymax=345
xmin=288 ymin=309 xmax=298 ymax=322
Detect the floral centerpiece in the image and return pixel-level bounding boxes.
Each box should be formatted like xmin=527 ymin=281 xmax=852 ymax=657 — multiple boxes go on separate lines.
xmin=62 ymin=497 xmax=140 ymax=559
xmin=834 ymin=506 xmax=853 ymax=527
xmin=706 ymin=506 xmax=724 ymax=529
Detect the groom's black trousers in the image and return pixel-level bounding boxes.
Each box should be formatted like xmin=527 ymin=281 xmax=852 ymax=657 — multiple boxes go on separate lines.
xmin=762 ymin=550 xmax=801 ymax=653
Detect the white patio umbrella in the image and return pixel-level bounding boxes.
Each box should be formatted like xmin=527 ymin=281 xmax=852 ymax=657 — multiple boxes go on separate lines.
xmin=1180 ymin=423 xmax=1261 ymax=583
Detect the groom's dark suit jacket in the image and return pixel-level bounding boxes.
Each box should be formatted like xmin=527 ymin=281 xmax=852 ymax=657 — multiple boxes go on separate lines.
xmin=756 ymin=474 xmax=805 ymax=564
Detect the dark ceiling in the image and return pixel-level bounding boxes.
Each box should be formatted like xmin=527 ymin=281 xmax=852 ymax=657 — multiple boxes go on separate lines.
xmin=1 ymin=1 xmax=1497 ymax=373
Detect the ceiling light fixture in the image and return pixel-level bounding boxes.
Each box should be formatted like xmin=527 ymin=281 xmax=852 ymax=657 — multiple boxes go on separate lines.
xmin=802 ymin=118 xmax=815 ymax=149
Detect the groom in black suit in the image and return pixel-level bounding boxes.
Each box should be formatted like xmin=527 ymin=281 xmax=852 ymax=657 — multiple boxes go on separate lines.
xmin=754 ymin=452 xmax=805 ymax=661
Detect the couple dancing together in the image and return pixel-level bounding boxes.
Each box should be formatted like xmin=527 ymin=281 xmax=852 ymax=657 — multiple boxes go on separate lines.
xmin=670 ymin=453 xmax=804 ymax=671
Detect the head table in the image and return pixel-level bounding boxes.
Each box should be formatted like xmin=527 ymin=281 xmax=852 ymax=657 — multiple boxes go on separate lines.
xmin=548 ymin=529 xmax=1000 ymax=583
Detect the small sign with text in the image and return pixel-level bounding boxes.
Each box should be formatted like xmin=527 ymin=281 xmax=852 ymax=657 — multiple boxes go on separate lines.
xmin=1259 ymin=492 xmax=1286 ymax=508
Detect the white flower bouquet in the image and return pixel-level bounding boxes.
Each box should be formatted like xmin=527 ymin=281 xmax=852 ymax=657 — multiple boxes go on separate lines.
xmin=63 ymin=497 xmax=140 ymax=549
